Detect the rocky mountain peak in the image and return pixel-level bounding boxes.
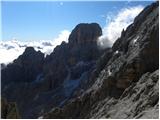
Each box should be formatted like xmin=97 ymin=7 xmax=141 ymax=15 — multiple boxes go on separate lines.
xmin=68 ymin=23 xmax=102 ymax=46
xmin=2 ymin=22 xmax=104 ymax=118
xmin=42 ymin=1 xmax=159 ymax=119
xmin=14 ymin=47 xmax=44 ymax=63
xmin=24 ymin=47 xmax=35 ymax=53
xmin=1 ymin=2 xmax=159 ymax=119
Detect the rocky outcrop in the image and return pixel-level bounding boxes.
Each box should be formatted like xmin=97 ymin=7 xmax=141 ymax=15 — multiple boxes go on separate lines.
xmin=89 ymin=70 xmax=159 ymax=119
xmin=1 ymin=47 xmax=45 ymax=118
xmin=43 ymin=1 xmax=159 ymax=119
xmin=1 ymin=23 xmax=104 ymax=118
xmin=1 ymin=98 xmax=20 ymax=119
xmin=43 ymin=23 xmax=103 ymax=90
xmin=43 ymin=70 xmax=159 ymax=119
xmin=2 ymin=47 xmax=44 ymax=85
xmin=68 ymin=23 xmax=102 ymax=45
xmin=1 ymin=1 xmax=159 ymax=119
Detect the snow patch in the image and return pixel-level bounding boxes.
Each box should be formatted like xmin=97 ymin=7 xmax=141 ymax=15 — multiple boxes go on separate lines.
xmin=63 ymin=65 xmax=89 ymax=97
xmin=115 ymin=50 xmax=119 ymax=54
xmin=133 ymin=36 xmax=139 ymax=44
xmin=108 ymin=69 xmax=112 ymax=76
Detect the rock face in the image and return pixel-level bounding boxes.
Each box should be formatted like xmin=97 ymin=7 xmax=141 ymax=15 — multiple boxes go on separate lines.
xmin=2 ymin=47 xmax=44 ymax=84
xmin=89 ymin=70 xmax=159 ymax=119
xmin=69 ymin=23 xmax=102 ymax=45
xmin=43 ymin=1 xmax=159 ymax=119
xmin=1 ymin=23 xmax=104 ymax=118
xmin=43 ymin=70 xmax=159 ymax=119
xmin=1 ymin=2 xmax=159 ymax=119
xmin=1 ymin=98 xmax=20 ymax=119
xmin=43 ymin=23 xmax=103 ymax=91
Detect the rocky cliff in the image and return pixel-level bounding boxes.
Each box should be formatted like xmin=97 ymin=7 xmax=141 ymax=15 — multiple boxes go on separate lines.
xmin=1 ymin=23 xmax=104 ymax=118
xmin=1 ymin=97 xmax=20 ymax=119
xmin=42 ymin=1 xmax=159 ymax=119
xmin=1 ymin=1 xmax=159 ymax=119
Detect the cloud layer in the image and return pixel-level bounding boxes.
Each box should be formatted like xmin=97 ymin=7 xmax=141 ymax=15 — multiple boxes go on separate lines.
xmin=1 ymin=6 xmax=144 ymax=64
xmin=0 ymin=30 xmax=70 ymax=64
xmin=98 ymin=5 xmax=144 ymax=49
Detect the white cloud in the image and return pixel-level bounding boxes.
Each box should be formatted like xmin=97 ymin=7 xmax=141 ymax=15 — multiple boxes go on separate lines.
xmin=0 ymin=40 xmax=25 ymax=64
xmin=1 ymin=6 xmax=144 ymax=64
xmin=60 ymin=2 xmax=63 ymax=6
xmin=52 ymin=30 xmax=70 ymax=47
xmin=98 ymin=5 xmax=144 ymax=49
xmin=0 ymin=30 xmax=70 ymax=64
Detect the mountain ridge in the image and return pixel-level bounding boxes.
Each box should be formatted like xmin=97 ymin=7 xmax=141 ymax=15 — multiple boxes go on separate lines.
xmin=43 ymin=1 xmax=159 ymax=118
xmin=2 ymin=23 xmax=105 ymax=118
xmin=1 ymin=1 xmax=159 ymax=119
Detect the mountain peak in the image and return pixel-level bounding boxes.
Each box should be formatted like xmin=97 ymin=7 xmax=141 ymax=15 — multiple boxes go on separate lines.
xmin=1 ymin=2 xmax=159 ymax=119
xmin=68 ymin=23 xmax=102 ymax=46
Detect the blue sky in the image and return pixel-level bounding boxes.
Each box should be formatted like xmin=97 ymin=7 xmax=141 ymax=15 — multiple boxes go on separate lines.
xmin=2 ymin=1 xmax=153 ymax=41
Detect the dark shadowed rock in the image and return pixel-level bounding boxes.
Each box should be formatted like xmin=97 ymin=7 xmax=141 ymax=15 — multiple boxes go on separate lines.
xmin=68 ymin=23 xmax=102 ymax=46
xmin=2 ymin=23 xmax=105 ymax=118
xmin=43 ymin=23 xmax=104 ymax=91
xmin=1 ymin=1 xmax=159 ymax=119
xmin=43 ymin=2 xmax=159 ymax=119
xmin=2 ymin=47 xmax=44 ymax=85
xmin=1 ymin=97 xmax=20 ymax=119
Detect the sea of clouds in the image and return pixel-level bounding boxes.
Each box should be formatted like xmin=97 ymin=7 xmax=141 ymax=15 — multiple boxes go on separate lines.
xmin=0 ymin=30 xmax=70 ymax=64
xmin=0 ymin=5 xmax=144 ymax=64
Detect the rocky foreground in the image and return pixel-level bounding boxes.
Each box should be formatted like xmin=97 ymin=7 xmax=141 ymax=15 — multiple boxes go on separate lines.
xmin=1 ymin=1 xmax=159 ymax=119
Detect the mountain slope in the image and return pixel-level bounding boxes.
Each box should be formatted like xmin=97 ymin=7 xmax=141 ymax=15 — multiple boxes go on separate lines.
xmin=43 ymin=1 xmax=159 ymax=119
xmin=1 ymin=23 xmax=105 ymax=118
xmin=89 ymin=70 xmax=159 ymax=119
xmin=1 ymin=97 xmax=20 ymax=119
xmin=1 ymin=1 xmax=159 ymax=119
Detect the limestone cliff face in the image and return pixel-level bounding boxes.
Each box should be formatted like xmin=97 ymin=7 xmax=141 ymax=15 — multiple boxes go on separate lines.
xmin=88 ymin=70 xmax=159 ymax=119
xmin=68 ymin=23 xmax=102 ymax=45
xmin=43 ymin=23 xmax=103 ymax=91
xmin=43 ymin=2 xmax=159 ymax=119
xmin=2 ymin=47 xmax=44 ymax=85
xmin=1 ymin=1 xmax=159 ymax=119
xmin=1 ymin=23 xmax=104 ymax=118
xmin=1 ymin=98 xmax=20 ymax=119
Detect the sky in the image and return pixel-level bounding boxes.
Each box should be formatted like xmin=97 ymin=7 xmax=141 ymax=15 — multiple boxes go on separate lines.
xmin=1 ymin=1 xmax=153 ymax=42
xmin=0 ymin=0 xmax=156 ymax=64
